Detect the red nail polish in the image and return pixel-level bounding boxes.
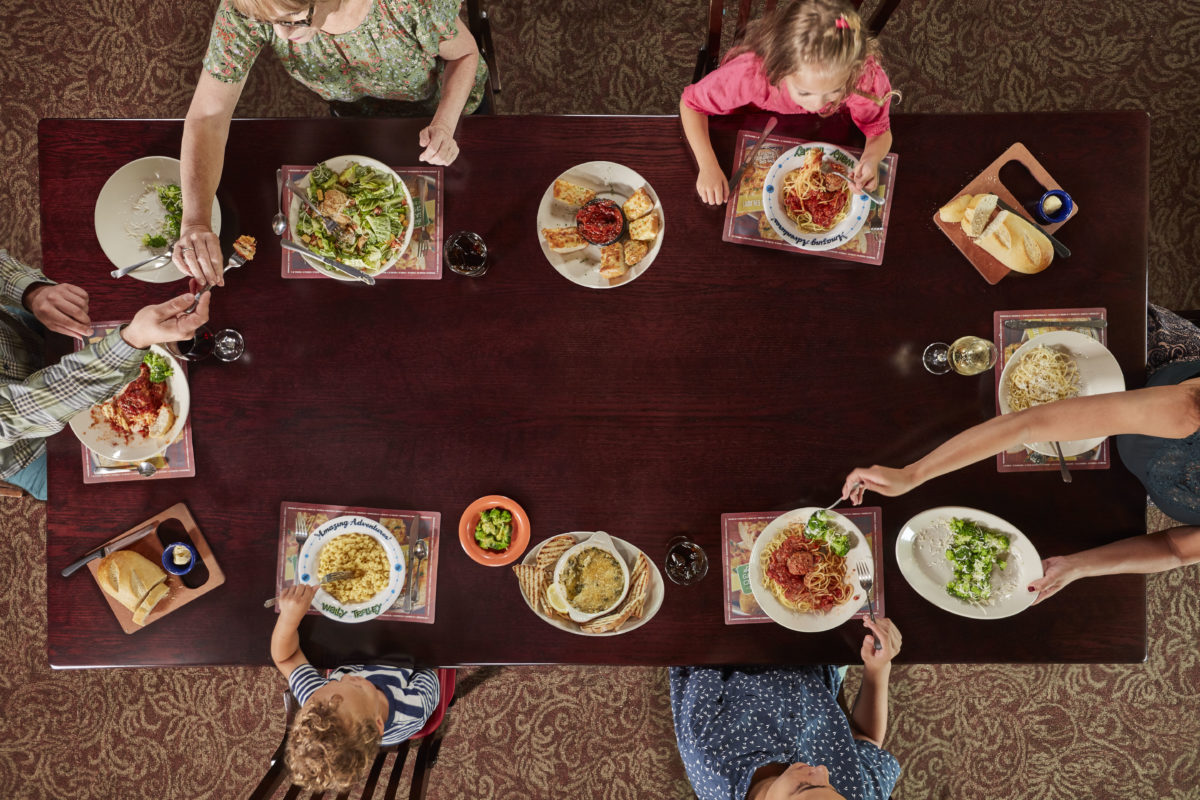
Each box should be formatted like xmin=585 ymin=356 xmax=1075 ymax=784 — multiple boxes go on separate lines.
xmin=1027 ymin=586 xmax=1035 ymax=592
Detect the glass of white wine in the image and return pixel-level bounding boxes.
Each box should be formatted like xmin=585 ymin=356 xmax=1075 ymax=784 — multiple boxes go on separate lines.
xmin=922 ymin=336 xmax=998 ymax=376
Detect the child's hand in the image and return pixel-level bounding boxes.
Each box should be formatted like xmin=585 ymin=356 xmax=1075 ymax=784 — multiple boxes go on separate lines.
xmin=696 ymin=163 xmax=730 ymax=206
xmin=278 ymin=583 xmax=317 ymax=620
xmin=861 ymin=616 xmax=901 ymax=672
xmin=851 ymin=158 xmax=881 ymax=193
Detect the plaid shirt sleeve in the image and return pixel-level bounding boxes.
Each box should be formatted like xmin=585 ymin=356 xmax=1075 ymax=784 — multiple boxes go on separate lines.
xmin=0 ymin=328 xmax=144 ymax=449
xmin=0 ymin=250 xmax=54 ymax=307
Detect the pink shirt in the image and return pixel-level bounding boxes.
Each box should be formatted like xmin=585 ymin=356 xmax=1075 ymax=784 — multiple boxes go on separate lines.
xmin=681 ymin=53 xmax=893 ymax=137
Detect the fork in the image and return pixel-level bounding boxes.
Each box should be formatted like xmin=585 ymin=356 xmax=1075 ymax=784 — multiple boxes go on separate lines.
xmin=818 ymin=159 xmax=885 ymax=205
xmin=854 ymin=561 xmax=883 ymax=651
xmin=111 ymin=242 xmax=176 ymax=279
xmin=184 ymin=251 xmax=248 ymax=314
xmin=294 ymin=514 xmax=311 ymax=545
xmin=263 ymin=570 xmax=358 ymax=608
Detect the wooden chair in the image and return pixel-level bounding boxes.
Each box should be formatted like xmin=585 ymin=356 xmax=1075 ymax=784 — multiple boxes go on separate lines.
xmin=693 ymin=0 xmax=904 ymax=83
xmin=248 ymin=668 xmax=457 ymax=800
xmin=464 ymin=0 xmax=501 ymax=113
xmin=0 ymin=480 xmax=24 ymax=498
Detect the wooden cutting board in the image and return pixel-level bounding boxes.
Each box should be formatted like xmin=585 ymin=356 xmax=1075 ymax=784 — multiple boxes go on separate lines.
xmin=86 ymin=502 xmax=225 ymax=634
xmin=933 ymin=142 xmax=1079 ymax=284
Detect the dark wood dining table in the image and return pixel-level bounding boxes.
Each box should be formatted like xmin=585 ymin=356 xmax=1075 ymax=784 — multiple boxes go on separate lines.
xmin=40 ymin=111 xmax=1149 ymax=669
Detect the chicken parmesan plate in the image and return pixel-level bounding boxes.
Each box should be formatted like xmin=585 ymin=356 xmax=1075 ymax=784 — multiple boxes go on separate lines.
xmin=761 ymin=143 xmax=870 ymax=251
xmin=748 ymin=507 xmax=868 ymax=632
xmin=288 ymin=155 xmax=414 ymax=281
xmin=69 ymin=345 xmax=190 ymax=462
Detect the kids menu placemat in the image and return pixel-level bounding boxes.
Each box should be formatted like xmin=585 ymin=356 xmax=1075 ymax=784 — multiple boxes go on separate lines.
xmin=721 ymin=507 xmax=884 ymax=625
xmin=721 ymin=131 xmax=898 ymax=265
xmin=992 ymin=307 xmax=1110 ymax=473
xmin=76 ymin=320 xmax=196 ymax=483
xmin=275 ymin=501 xmax=440 ymax=623
xmin=281 ymin=165 xmax=443 ymax=280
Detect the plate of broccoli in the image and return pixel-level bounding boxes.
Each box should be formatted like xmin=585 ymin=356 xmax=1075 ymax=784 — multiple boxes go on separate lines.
xmin=896 ymin=506 xmax=1043 ymax=619
xmin=458 ymin=495 xmax=531 ymax=566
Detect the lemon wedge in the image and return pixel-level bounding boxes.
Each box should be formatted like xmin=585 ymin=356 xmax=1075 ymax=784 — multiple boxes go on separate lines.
xmin=545 ymin=583 xmax=571 ymax=615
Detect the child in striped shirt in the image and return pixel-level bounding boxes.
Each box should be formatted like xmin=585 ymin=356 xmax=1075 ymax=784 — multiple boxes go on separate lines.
xmin=271 ymin=584 xmax=440 ymax=791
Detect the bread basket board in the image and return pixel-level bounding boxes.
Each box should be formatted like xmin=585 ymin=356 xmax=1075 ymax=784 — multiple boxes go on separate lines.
xmin=86 ymin=502 xmax=225 ymax=634
xmin=933 ymin=142 xmax=1079 ymax=285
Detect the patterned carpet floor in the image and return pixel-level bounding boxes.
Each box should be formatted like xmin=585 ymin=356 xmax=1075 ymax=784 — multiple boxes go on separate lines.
xmin=2 ymin=0 xmax=1199 ymax=798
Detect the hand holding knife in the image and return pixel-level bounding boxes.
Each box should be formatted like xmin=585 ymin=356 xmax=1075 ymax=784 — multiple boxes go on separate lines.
xmin=728 ymin=117 xmax=778 ymax=194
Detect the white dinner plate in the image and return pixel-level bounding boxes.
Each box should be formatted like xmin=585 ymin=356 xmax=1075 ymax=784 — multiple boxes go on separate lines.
xmin=519 ymin=532 xmax=664 ymax=636
xmin=535 ymin=161 xmax=665 ymax=289
xmin=896 ymin=506 xmax=1043 ymax=620
xmin=297 ymin=515 xmax=406 ymax=623
xmin=287 ymin=154 xmax=414 ymax=281
xmin=748 ymin=507 xmax=869 ymax=633
xmin=68 ymin=346 xmax=189 ymax=462
xmin=761 ymin=143 xmax=870 ymax=251
xmin=997 ymin=330 xmax=1125 ymax=456
xmin=93 ymin=156 xmax=221 ymax=283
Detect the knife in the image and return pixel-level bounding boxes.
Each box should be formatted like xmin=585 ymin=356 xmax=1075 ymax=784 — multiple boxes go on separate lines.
xmin=281 ymin=239 xmax=376 ymax=285
xmin=1005 ymin=318 xmax=1107 ymax=329
xmin=61 ymin=524 xmax=157 ymax=577
xmin=288 ymin=179 xmax=345 ymax=236
xmin=995 ymin=198 xmax=1072 ymax=259
xmin=728 ymin=117 xmax=778 ymax=194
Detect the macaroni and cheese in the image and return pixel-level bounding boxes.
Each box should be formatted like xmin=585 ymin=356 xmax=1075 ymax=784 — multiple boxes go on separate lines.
xmin=317 ymin=533 xmax=390 ymax=605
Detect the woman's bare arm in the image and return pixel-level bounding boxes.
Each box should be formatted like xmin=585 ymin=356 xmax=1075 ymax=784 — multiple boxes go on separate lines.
xmin=418 ymin=17 xmax=480 ymax=165
xmin=1031 ymin=526 xmax=1200 ymax=603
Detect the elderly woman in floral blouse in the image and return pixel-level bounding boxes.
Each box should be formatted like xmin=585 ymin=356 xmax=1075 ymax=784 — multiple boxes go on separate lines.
xmin=176 ymin=0 xmax=488 ymax=286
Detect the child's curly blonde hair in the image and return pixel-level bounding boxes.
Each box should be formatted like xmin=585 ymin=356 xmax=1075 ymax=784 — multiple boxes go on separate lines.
xmin=727 ymin=0 xmax=899 ymax=114
xmin=285 ymin=697 xmax=382 ymax=791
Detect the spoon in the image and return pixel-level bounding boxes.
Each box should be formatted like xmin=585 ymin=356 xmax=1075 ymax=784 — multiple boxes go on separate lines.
xmin=406 ymin=539 xmax=428 ymax=611
xmin=272 ymin=169 xmax=287 ymax=235
xmin=1051 ymin=442 xmax=1073 ymax=484
xmin=92 ymin=461 xmax=158 ymax=477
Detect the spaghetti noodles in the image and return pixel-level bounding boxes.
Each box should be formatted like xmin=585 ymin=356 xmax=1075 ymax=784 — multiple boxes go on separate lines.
xmin=1005 ymin=345 xmax=1080 ymax=412
xmin=760 ymin=522 xmax=853 ymax=613
xmin=780 ymin=149 xmax=851 ymax=233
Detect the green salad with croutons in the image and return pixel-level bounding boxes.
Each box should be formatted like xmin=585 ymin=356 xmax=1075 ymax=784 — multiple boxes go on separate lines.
xmin=474 ymin=508 xmax=513 ymax=551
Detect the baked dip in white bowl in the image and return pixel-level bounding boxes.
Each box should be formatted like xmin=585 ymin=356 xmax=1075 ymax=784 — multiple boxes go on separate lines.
xmin=549 ymin=532 xmax=630 ymax=623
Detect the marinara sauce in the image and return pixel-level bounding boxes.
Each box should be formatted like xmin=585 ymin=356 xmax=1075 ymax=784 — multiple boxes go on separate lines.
xmin=575 ymin=199 xmax=625 ymax=245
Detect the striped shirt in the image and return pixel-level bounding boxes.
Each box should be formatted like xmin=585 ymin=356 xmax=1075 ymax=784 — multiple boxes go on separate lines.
xmin=0 ymin=251 xmax=144 ymax=480
xmin=288 ymin=663 xmax=440 ymax=745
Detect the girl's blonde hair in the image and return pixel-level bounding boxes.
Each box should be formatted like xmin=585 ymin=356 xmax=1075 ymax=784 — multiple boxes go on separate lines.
xmin=285 ymin=697 xmax=382 ymax=791
xmin=725 ymin=0 xmax=898 ymax=114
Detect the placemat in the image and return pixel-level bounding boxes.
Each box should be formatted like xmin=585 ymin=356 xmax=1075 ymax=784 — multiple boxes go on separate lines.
xmin=720 ymin=507 xmax=884 ymax=625
xmin=280 ymin=164 xmax=443 ymax=280
xmin=992 ymin=307 xmax=1110 ymax=472
xmin=275 ymin=501 xmax=440 ymax=623
xmin=76 ymin=320 xmax=196 ymax=483
xmin=721 ymin=131 xmax=898 ymax=265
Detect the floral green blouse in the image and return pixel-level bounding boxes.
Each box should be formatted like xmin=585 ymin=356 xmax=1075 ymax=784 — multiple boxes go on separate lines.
xmin=203 ymin=0 xmax=487 ymax=111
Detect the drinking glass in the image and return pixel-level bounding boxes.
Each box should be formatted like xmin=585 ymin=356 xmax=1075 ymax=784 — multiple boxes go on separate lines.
xmin=664 ymin=535 xmax=709 ymax=586
xmin=213 ymin=328 xmax=245 ymax=362
xmin=164 ymin=325 xmax=214 ymax=362
xmin=923 ymin=336 xmax=997 ymax=376
xmin=444 ymin=231 xmax=488 ymax=277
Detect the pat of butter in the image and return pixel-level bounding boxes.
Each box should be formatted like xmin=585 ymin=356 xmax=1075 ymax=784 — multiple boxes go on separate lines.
xmin=1042 ymin=195 xmax=1063 ymax=214
xmin=172 ymin=545 xmax=191 ymax=565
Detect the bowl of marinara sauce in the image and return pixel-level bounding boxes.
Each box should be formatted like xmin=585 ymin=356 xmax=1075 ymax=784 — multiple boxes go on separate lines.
xmin=575 ymin=198 xmax=626 ymax=246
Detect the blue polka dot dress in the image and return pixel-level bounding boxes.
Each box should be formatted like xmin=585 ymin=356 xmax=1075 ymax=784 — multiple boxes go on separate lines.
xmin=669 ymin=666 xmax=900 ymax=799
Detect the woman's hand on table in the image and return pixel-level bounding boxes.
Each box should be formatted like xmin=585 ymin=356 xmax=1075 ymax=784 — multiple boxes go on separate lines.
xmin=173 ymin=223 xmax=224 ymax=287
xmin=418 ymin=122 xmax=459 ymax=165
xmin=1028 ymin=556 xmax=1081 ymax=605
xmin=695 ymin=162 xmax=730 ymax=206
xmin=277 ymin=584 xmax=318 ymax=621
xmin=841 ymin=466 xmax=915 ymax=504
xmin=24 ymin=283 xmax=91 ymax=338
xmin=121 ymin=292 xmax=211 ymax=350
xmin=861 ymin=616 xmax=901 ymax=671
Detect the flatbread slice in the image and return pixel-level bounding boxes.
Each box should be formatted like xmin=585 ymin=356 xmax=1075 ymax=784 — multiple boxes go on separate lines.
xmin=535 ymin=535 xmax=576 ymax=576
xmin=513 ymin=564 xmax=544 ymax=609
xmin=581 ymin=603 xmax=638 ymax=634
xmin=627 ymin=554 xmax=651 ymax=619
xmin=542 ymin=227 xmax=588 ymax=254
xmin=554 ymin=179 xmax=596 ymax=207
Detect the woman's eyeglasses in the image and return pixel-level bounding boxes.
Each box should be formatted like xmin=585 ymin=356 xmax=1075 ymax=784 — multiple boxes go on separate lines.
xmin=273 ymin=1 xmax=315 ymax=28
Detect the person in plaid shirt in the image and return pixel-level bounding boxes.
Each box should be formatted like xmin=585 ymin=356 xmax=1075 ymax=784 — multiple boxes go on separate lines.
xmin=0 ymin=250 xmax=211 ymax=499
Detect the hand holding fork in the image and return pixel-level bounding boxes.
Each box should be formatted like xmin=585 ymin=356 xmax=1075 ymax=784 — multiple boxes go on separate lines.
xmin=854 ymin=560 xmax=883 ymax=652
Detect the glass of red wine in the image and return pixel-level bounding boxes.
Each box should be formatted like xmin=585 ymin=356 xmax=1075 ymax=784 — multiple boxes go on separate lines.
xmin=444 ymin=231 xmax=488 ymax=277
xmin=664 ymin=534 xmax=709 ymax=586
xmin=164 ymin=325 xmax=214 ymax=361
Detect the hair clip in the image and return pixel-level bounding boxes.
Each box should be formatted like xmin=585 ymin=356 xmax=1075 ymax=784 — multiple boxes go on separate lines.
xmin=835 ymin=15 xmax=850 ymax=29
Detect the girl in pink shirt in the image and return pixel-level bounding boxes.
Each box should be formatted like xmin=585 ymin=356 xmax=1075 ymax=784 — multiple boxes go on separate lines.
xmin=680 ymin=0 xmax=898 ymax=205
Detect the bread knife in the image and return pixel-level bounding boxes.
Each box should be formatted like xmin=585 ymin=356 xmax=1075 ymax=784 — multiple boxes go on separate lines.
xmin=1005 ymin=318 xmax=1107 ymax=329
xmin=727 ymin=116 xmax=778 ymax=194
xmin=61 ymin=524 xmax=157 ymax=577
xmin=281 ymin=239 xmax=376 ymax=285
xmin=994 ymin=199 xmax=1072 ymax=259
